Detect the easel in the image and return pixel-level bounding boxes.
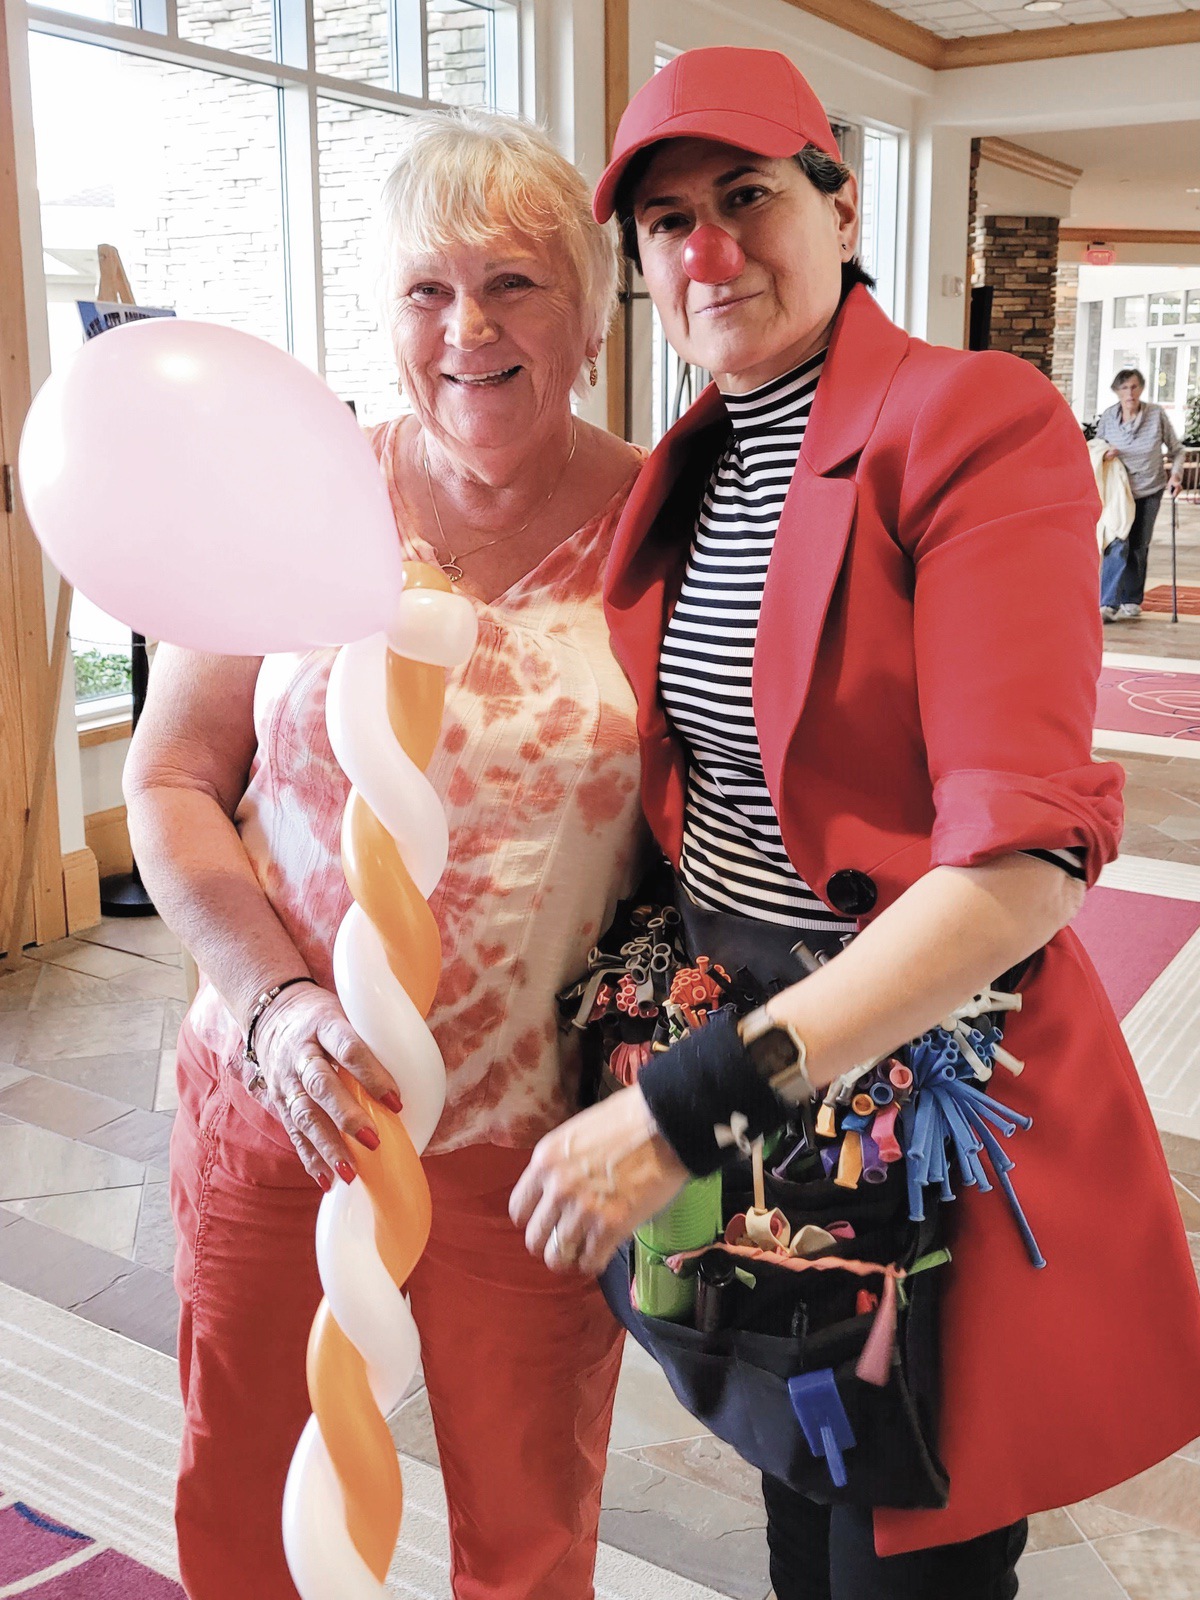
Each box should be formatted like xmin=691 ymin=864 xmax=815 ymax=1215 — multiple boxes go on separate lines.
xmin=0 ymin=245 xmax=146 ymax=972
xmin=92 ymin=247 xmax=156 ymax=917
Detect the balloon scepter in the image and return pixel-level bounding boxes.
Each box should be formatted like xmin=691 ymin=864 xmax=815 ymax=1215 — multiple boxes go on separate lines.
xmin=282 ymin=564 xmax=476 ymax=1597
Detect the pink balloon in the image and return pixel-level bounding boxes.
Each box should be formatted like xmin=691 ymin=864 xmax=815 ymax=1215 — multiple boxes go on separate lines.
xmin=681 ymin=226 xmax=746 ymax=285
xmin=18 ymin=319 xmax=406 ymax=655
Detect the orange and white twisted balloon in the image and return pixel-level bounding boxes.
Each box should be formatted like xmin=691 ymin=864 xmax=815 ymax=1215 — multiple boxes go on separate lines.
xmin=282 ymin=562 xmax=477 ymax=1599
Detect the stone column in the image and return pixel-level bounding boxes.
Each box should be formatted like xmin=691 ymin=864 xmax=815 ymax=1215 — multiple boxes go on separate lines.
xmin=1051 ymin=262 xmax=1079 ymax=405
xmin=975 ymin=215 xmax=1060 ymax=376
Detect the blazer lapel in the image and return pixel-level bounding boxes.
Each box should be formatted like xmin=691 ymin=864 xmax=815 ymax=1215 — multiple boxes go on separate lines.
xmin=756 ymin=288 xmax=911 ymax=812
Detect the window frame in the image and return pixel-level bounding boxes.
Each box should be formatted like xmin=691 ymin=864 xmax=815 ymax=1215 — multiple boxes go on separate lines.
xmin=26 ymin=0 xmax=523 ymax=719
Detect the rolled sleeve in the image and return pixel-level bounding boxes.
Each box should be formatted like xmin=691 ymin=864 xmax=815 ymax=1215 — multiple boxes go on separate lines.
xmin=899 ymin=352 xmax=1125 ymax=887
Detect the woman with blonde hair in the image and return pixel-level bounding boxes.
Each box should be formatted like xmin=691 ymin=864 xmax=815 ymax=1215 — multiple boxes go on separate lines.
xmin=127 ymin=107 xmax=643 ymax=1600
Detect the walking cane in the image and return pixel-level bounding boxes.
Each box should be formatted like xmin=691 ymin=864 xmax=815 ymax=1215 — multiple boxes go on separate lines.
xmin=1171 ymin=486 xmax=1179 ymax=625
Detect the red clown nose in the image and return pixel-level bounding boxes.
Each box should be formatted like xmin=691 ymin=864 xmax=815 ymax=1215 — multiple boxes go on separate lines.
xmin=681 ymin=226 xmax=745 ymax=284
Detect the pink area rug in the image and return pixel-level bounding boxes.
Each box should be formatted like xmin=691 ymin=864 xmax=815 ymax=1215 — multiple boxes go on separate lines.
xmin=1073 ymin=886 xmax=1200 ymax=1018
xmin=1142 ymin=583 xmax=1200 ymax=617
xmin=1096 ymin=666 xmax=1200 ymax=741
xmin=0 ymin=1498 xmax=183 ymax=1597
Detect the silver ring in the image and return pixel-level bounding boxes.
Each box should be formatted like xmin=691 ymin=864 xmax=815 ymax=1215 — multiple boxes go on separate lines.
xmin=550 ymin=1224 xmax=579 ymax=1264
xmin=284 ymin=1088 xmax=310 ymax=1115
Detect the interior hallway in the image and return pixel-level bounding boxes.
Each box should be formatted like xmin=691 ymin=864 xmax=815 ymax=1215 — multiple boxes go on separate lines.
xmin=2 ymin=520 xmax=1200 ymax=1600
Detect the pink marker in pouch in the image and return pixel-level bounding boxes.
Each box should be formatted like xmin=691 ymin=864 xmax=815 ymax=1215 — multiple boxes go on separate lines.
xmin=871 ymin=1104 xmax=903 ymax=1163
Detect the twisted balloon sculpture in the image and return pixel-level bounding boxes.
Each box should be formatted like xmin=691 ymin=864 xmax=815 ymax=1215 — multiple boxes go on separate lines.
xmin=283 ymin=565 xmax=476 ymax=1598
xmin=16 ymin=319 xmax=480 ymax=1598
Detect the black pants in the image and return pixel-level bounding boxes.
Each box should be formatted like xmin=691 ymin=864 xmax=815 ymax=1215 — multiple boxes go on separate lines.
xmin=762 ymin=1475 xmax=1027 ymax=1600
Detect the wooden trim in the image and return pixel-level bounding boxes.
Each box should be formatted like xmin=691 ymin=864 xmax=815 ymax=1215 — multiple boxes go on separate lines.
xmin=780 ymin=0 xmax=1199 ymax=69
xmin=940 ymin=11 xmax=1200 ymax=68
xmin=0 ymin=0 xmax=67 ymax=956
xmin=84 ymin=804 xmax=132 ymax=881
xmin=779 ymin=0 xmax=941 ymax=70
xmin=604 ymin=0 xmax=630 ymax=440
xmin=79 ymin=716 xmax=133 ymax=749
xmin=1060 ymin=228 xmax=1200 ymax=247
xmin=977 ymin=137 xmax=1080 ymax=191
xmin=62 ymin=847 xmax=101 ymax=934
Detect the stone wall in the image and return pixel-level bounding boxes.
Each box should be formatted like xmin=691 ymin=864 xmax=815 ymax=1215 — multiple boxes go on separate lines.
xmin=115 ymin=6 xmax=495 ymax=423
xmin=1051 ymin=262 xmax=1079 ymax=407
xmin=974 ymin=215 xmax=1060 ymax=377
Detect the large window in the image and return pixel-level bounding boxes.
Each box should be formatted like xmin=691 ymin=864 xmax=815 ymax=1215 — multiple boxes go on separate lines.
xmin=27 ymin=0 xmax=518 ymax=708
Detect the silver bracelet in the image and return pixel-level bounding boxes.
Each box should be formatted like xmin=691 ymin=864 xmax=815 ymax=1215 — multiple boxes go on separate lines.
xmin=243 ymin=976 xmax=314 ymax=1089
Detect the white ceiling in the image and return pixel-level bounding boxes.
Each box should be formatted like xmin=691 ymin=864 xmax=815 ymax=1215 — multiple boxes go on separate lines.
xmin=879 ymin=0 xmax=1200 ymax=41
xmin=977 ymin=123 xmax=1200 ymax=230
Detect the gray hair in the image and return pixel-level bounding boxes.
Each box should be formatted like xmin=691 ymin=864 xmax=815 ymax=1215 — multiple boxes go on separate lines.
xmin=376 ymin=108 xmax=619 ymax=386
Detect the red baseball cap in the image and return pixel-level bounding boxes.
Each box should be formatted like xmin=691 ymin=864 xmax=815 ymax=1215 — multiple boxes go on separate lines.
xmin=593 ymin=47 xmax=841 ymax=223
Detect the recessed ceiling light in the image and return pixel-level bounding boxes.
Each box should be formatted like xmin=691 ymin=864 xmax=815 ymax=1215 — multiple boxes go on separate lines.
xmin=1023 ymin=1 xmax=1064 ymax=10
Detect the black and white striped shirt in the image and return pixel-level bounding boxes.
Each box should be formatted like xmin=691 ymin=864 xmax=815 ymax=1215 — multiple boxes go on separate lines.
xmin=659 ymin=352 xmax=1085 ymax=932
xmin=659 ymin=352 xmax=855 ymax=931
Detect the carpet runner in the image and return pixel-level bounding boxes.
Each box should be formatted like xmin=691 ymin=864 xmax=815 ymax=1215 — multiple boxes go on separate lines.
xmin=0 ymin=1496 xmax=184 ymax=1596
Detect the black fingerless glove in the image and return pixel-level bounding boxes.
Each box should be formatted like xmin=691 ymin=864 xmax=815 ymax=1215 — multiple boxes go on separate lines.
xmin=636 ymin=1009 xmax=790 ymax=1176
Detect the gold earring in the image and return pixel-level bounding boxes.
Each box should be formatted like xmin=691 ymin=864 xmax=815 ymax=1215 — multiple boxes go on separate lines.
xmin=589 ymin=358 xmax=599 ymax=388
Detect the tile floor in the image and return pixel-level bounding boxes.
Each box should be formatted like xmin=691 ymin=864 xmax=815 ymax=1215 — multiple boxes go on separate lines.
xmin=3 ymin=497 xmax=1200 ymax=1598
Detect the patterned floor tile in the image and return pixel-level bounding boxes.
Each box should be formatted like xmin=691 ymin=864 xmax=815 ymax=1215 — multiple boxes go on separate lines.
xmin=1094 ymin=1527 xmax=1200 ymax=1599
xmin=77 ymin=918 xmax=182 ymax=963
xmin=387 ymin=1386 xmax=438 ymax=1467
xmin=629 ymin=1436 xmax=765 ymax=1509
xmin=1090 ymin=1454 xmax=1200 ymax=1541
xmin=0 ymin=1072 xmax=132 ymax=1138
xmin=0 ymin=1213 xmax=129 ymax=1308
xmin=0 ymin=963 xmax=40 ymax=1012
xmin=0 ymin=1121 xmax=146 ymax=1203
xmin=154 ymin=1050 xmax=179 ymax=1114
xmin=1 ymin=1185 xmax=143 ymax=1257
xmin=609 ymin=1338 xmax=710 ymax=1452
xmin=1026 ymin=1506 xmax=1085 ymax=1552
xmin=29 ymin=940 xmax=147 ymax=981
xmin=133 ymin=1182 xmax=177 ymax=1273
xmin=600 ymin=1451 xmax=769 ymax=1600
xmin=16 ymin=999 xmax=164 ymax=1062
xmin=1016 ymin=1541 xmax=1129 ymax=1598
xmin=27 ymin=1051 xmax=163 ymax=1109
xmin=72 ymin=1264 xmax=179 ymax=1357
xmin=85 ymin=1109 xmax=175 ymax=1167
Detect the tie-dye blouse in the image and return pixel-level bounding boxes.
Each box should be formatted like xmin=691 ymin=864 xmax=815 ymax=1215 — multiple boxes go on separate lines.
xmin=186 ymin=420 xmax=647 ymax=1153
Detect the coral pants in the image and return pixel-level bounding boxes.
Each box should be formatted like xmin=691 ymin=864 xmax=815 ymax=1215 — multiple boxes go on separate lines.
xmin=170 ymin=1022 xmax=624 ymax=1600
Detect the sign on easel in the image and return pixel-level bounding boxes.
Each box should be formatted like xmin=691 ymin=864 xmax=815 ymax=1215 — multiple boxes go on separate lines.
xmin=77 ymin=300 xmax=174 ymax=341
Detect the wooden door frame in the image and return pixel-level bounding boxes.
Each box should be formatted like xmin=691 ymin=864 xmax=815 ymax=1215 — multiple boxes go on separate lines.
xmin=0 ymin=0 xmax=69 ymax=952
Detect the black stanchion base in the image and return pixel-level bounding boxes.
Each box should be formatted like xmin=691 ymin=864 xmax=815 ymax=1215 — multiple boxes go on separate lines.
xmin=99 ymin=872 xmax=157 ymax=918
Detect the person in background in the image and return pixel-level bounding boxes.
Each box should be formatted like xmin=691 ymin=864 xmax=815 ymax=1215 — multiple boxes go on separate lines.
xmin=125 ymin=108 xmax=644 ymax=1600
xmin=1098 ymin=366 xmax=1184 ymax=621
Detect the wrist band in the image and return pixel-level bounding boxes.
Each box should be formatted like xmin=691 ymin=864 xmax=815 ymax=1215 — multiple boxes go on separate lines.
xmin=244 ymin=976 xmax=316 ymax=1069
xmin=637 ymin=1009 xmax=790 ymax=1176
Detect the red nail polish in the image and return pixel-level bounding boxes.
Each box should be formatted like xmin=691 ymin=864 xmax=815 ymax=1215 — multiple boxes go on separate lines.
xmin=336 ymin=1160 xmax=357 ymax=1184
xmin=355 ymin=1126 xmax=381 ymax=1152
xmin=316 ymin=1173 xmax=332 ymax=1193
xmin=380 ymin=1092 xmax=403 ymax=1116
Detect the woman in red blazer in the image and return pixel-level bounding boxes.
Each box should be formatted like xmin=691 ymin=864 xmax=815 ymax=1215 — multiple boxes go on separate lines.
xmin=512 ymin=46 xmax=1200 ymax=1597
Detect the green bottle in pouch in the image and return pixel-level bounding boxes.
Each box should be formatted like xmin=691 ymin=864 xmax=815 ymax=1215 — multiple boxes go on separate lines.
xmin=632 ymin=1170 xmax=723 ymax=1321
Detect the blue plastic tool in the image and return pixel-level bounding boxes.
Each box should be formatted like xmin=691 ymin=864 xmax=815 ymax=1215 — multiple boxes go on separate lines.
xmin=788 ymin=1369 xmax=856 ymax=1488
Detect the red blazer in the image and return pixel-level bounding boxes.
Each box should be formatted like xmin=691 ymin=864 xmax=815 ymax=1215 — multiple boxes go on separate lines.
xmin=605 ymin=286 xmax=1200 ymax=1553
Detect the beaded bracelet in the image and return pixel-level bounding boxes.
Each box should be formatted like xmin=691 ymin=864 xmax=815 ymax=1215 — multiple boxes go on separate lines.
xmin=243 ymin=976 xmax=316 ymax=1088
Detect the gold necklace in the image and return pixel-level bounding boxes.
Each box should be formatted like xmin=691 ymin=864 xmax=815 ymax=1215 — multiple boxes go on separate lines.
xmin=421 ymin=425 xmax=579 ymax=583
